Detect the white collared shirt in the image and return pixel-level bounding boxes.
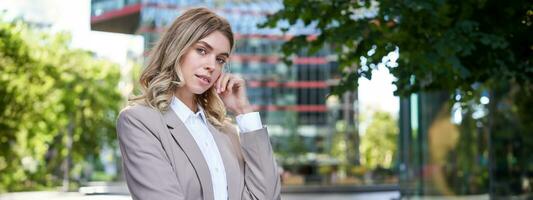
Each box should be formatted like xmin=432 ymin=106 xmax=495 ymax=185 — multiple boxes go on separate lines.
xmin=170 ymin=96 xmax=262 ymax=200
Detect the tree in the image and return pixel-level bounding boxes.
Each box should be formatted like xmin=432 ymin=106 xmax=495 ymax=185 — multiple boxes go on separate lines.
xmin=260 ymin=0 xmax=532 ymax=98
xmin=0 ymin=18 xmax=122 ymax=192
xmin=360 ymin=110 xmax=398 ymax=169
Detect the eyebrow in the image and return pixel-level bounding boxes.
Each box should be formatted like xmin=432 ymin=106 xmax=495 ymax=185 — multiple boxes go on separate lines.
xmin=197 ymin=41 xmax=230 ymax=58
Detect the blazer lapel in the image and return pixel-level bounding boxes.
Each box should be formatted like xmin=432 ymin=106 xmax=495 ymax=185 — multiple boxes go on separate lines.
xmin=162 ymin=110 xmax=214 ymax=200
xmin=207 ymin=123 xmax=242 ymax=200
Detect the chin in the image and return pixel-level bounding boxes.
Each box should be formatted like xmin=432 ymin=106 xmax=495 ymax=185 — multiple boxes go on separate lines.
xmin=191 ymin=86 xmax=211 ymax=95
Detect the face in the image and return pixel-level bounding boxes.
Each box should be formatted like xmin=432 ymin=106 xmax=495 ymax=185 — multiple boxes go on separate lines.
xmin=177 ymin=31 xmax=230 ymax=96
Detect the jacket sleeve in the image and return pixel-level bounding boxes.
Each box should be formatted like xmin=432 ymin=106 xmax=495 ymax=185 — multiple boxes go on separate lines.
xmin=239 ymin=127 xmax=281 ymax=200
xmin=116 ymin=109 xmax=184 ymax=200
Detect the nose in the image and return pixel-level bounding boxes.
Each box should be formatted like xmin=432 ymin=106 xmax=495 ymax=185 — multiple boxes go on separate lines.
xmin=203 ymin=57 xmax=217 ymax=72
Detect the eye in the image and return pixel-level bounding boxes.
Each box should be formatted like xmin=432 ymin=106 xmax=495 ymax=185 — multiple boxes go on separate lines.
xmin=216 ymin=57 xmax=227 ymax=65
xmin=196 ymin=48 xmax=207 ymax=55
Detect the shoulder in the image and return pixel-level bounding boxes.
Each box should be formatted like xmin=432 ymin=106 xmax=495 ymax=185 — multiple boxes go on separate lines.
xmin=117 ymin=104 xmax=162 ymax=126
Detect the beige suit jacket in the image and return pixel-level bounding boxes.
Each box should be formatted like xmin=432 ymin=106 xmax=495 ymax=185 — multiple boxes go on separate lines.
xmin=116 ymin=104 xmax=281 ymax=200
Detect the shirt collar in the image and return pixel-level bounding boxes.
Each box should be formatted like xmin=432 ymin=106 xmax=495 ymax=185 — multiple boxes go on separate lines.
xmin=170 ymin=96 xmax=208 ymax=124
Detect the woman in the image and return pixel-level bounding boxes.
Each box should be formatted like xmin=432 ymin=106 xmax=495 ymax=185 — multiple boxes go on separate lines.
xmin=116 ymin=8 xmax=281 ymax=200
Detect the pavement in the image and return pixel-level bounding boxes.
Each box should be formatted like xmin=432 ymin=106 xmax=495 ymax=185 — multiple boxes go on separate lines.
xmin=0 ymin=191 xmax=401 ymax=200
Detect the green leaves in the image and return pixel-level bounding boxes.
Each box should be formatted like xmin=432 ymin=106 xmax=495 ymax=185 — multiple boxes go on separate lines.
xmin=360 ymin=111 xmax=398 ymax=169
xmin=261 ymin=0 xmax=533 ymax=97
xmin=0 ymin=19 xmax=122 ymax=192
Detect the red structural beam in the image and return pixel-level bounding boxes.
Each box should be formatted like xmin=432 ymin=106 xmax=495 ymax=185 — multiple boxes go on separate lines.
xmin=292 ymin=57 xmax=328 ymax=65
xmin=234 ymin=34 xmax=292 ymax=41
xmin=248 ymin=81 xmax=328 ymax=88
xmin=137 ymin=27 xmax=316 ymax=41
xmin=252 ymin=105 xmax=328 ymax=112
xmin=234 ymin=34 xmax=317 ymax=41
xmin=284 ymin=81 xmax=328 ymax=88
xmin=91 ymin=3 xmax=142 ymax=24
xmin=231 ymin=55 xmax=327 ymax=65
xmin=141 ymin=51 xmax=328 ymax=64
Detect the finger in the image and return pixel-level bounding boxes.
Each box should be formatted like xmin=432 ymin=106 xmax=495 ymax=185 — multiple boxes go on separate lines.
xmin=220 ymin=73 xmax=231 ymax=93
xmin=216 ymin=73 xmax=226 ymax=93
xmin=233 ymin=77 xmax=247 ymax=95
xmin=226 ymin=77 xmax=238 ymax=94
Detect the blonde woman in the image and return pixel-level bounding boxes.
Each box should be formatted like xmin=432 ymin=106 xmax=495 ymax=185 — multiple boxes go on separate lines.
xmin=116 ymin=8 xmax=281 ymax=200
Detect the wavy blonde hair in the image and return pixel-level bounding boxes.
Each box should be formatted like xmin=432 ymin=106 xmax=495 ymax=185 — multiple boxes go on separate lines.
xmin=131 ymin=7 xmax=234 ymax=127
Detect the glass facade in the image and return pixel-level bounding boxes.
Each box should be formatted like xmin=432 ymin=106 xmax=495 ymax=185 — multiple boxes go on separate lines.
xmin=399 ymin=92 xmax=489 ymax=196
xmin=399 ymin=90 xmax=532 ymax=198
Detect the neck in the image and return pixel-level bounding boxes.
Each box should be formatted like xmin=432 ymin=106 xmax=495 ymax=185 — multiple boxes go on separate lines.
xmin=174 ymin=88 xmax=197 ymax=113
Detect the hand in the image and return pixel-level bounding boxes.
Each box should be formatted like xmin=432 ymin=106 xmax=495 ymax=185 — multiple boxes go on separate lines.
xmin=215 ymin=73 xmax=254 ymax=115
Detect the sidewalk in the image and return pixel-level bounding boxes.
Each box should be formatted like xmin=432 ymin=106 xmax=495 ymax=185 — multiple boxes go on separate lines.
xmin=0 ymin=191 xmax=130 ymax=200
xmin=0 ymin=191 xmax=400 ymax=200
xmin=0 ymin=182 xmax=400 ymax=200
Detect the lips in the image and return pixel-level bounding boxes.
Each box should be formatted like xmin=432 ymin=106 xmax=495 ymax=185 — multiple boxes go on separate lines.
xmin=195 ymin=74 xmax=211 ymax=84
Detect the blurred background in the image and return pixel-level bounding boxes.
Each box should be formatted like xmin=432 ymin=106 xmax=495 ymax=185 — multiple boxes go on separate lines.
xmin=0 ymin=0 xmax=531 ymax=199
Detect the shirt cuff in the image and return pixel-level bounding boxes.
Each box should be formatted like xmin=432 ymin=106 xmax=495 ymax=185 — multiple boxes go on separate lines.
xmin=235 ymin=112 xmax=263 ymax=133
